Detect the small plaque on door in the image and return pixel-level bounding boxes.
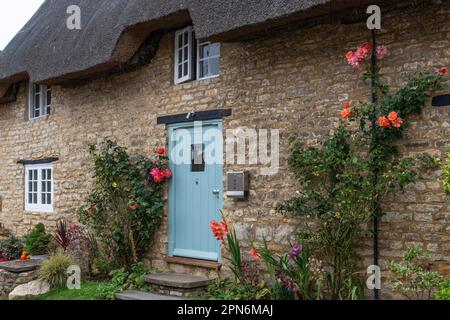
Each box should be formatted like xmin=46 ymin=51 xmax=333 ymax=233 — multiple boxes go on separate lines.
xmin=191 ymin=144 xmax=205 ymax=172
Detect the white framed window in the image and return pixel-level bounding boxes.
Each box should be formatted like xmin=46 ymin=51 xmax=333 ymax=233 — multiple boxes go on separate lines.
xmin=197 ymin=42 xmax=220 ymax=80
xmin=174 ymin=26 xmax=193 ymax=84
xmin=29 ymin=83 xmax=51 ymax=120
xmin=25 ymin=163 xmax=53 ymax=212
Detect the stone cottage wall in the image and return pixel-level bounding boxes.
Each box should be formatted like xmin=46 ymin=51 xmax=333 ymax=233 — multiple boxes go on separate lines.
xmin=0 ymin=2 xmax=449 ymax=291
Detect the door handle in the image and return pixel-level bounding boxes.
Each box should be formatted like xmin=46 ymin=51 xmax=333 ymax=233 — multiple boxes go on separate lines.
xmin=212 ymin=189 xmax=220 ymax=195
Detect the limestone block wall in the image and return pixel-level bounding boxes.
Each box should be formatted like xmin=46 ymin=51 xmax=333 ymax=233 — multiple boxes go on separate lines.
xmin=0 ymin=2 xmax=449 ymax=285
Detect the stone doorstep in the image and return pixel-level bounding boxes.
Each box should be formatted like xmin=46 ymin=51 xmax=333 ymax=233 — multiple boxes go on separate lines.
xmin=116 ymin=290 xmax=184 ymax=301
xmin=144 ymin=272 xmax=211 ymax=289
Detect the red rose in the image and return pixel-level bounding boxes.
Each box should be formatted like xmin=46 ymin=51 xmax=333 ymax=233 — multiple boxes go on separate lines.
xmin=156 ymin=148 xmax=166 ymax=155
xmin=162 ymin=168 xmax=172 ymax=179
xmin=439 ymin=67 xmax=447 ymax=76
xmin=377 ymin=116 xmax=391 ymax=128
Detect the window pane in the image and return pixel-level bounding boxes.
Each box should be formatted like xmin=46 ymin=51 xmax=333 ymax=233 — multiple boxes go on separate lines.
xmin=178 ymin=49 xmax=182 ymax=63
xmin=47 ymin=169 xmax=51 ymax=180
xmin=183 ymin=47 xmax=188 ymax=61
xmin=210 ymin=43 xmax=220 ymax=56
xmin=183 ymin=62 xmax=188 ymax=76
xmin=42 ymin=169 xmax=46 ymax=180
xmin=42 ymin=181 xmax=46 ymax=193
xmin=178 ymin=34 xmax=183 ymax=48
xmin=47 ymin=181 xmax=51 ymax=192
xmin=183 ymin=32 xmax=189 ymax=45
xmin=33 ymin=193 xmax=37 ymax=204
xmin=47 ymin=194 xmax=51 ymax=204
xmin=42 ymin=193 xmax=46 ymax=204
xmin=178 ymin=64 xmax=183 ymax=79
xmin=210 ymin=57 xmax=220 ymax=76
xmin=28 ymin=193 xmax=32 ymax=204
xmin=199 ymin=44 xmax=208 ymax=59
xmin=199 ymin=60 xmax=208 ymax=78
xmin=34 ymin=94 xmax=40 ymax=118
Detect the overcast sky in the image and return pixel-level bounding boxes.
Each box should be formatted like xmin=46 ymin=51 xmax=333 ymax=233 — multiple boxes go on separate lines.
xmin=0 ymin=0 xmax=45 ymax=50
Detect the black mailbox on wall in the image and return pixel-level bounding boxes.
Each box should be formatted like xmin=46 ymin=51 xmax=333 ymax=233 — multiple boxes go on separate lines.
xmin=227 ymin=172 xmax=249 ymax=199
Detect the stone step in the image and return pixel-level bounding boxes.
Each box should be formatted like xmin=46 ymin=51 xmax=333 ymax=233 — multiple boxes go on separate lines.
xmin=144 ymin=272 xmax=211 ymax=298
xmin=116 ymin=290 xmax=184 ymax=301
xmin=144 ymin=272 xmax=211 ymax=289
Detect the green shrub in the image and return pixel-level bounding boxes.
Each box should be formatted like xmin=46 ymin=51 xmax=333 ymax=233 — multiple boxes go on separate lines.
xmin=0 ymin=236 xmax=24 ymax=260
xmin=97 ymin=262 xmax=150 ymax=300
xmin=435 ymin=280 xmax=450 ymax=300
xmin=201 ymin=279 xmax=270 ymax=300
xmin=387 ymin=245 xmax=444 ymax=300
xmin=38 ymin=252 xmax=74 ymax=288
xmin=78 ymin=139 xmax=170 ymax=270
xmin=26 ymin=223 xmax=50 ymax=256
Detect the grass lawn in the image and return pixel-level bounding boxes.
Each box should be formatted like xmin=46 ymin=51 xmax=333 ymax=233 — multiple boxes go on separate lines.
xmin=33 ymin=281 xmax=105 ymax=300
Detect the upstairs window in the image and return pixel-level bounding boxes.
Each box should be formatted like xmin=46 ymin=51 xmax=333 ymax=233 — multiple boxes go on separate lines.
xmin=25 ymin=163 xmax=53 ymax=212
xmin=174 ymin=27 xmax=221 ymax=84
xmin=174 ymin=26 xmax=193 ymax=84
xmin=29 ymin=83 xmax=51 ymax=120
xmin=197 ymin=42 xmax=220 ymax=80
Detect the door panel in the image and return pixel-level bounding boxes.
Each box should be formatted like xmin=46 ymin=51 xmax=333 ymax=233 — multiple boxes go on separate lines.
xmin=168 ymin=121 xmax=222 ymax=261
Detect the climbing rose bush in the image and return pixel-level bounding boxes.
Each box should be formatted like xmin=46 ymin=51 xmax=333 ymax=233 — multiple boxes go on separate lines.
xmin=78 ymin=139 xmax=171 ymax=270
xmin=281 ymin=43 xmax=445 ymax=299
xmin=149 ymin=148 xmax=172 ymax=183
xmin=346 ymin=43 xmax=389 ymax=68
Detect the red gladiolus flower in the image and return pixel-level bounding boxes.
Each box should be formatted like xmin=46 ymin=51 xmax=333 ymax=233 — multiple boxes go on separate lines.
xmin=156 ymin=148 xmax=166 ymax=155
xmin=343 ymin=102 xmax=351 ymax=109
xmin=210 ymin=220 xmax=228 ymax=243
xmin=439 ymin=67 xmax=447 ymax=76
xmin=249 ymin=248 xmax=261 ymax=261
xmin=377 ymin=116 xmax=391 ymax=128
xmin=341 ymin=108 xmax=352 ymax=120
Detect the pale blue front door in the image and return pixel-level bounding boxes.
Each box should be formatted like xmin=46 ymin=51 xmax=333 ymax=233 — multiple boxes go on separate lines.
xmin=168 ymin=120 xmax=223 ymax=261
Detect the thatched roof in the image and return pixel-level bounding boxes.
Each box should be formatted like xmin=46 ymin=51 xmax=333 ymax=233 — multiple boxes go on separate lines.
xmin=0 ymin=0 xmax=394 ymax=97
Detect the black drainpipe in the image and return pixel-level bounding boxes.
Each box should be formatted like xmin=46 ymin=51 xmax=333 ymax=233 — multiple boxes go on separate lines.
xmin=370 ymin=29 xmax=380 ymax=301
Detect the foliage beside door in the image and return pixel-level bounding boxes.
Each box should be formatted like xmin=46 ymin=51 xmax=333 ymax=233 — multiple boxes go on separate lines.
xmin=78 ymin=139 xmax=171 ymax=271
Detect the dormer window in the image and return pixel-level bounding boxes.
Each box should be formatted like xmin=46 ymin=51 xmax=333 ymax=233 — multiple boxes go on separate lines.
xmin=29 ymin=83 xmax=51 ymax=120
xmin=174 ymin=26 xmax=193 ymax=84
xmin=197 ymin=42 xmax=220 ymax=80
xmin=174 ymin=27 xmax=220 ymax=84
